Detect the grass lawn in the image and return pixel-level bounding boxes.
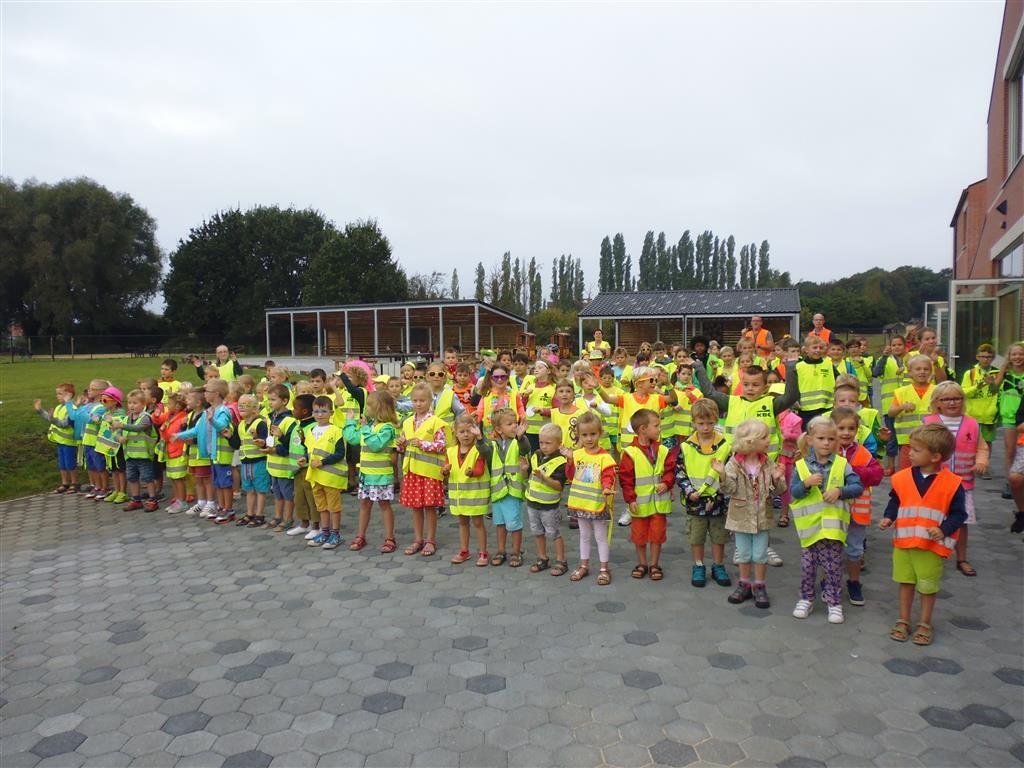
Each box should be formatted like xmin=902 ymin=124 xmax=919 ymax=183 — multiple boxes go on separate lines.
xmin=0 ymin=359 xmax=188 ymax=501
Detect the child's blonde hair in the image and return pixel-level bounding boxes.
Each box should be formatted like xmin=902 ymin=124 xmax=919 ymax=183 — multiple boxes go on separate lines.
xmin=731 ymin=418 xmax=769 ymax=454
xmin=204 ymin=365 xmax=220 ymax=378
xmin=294 ymin=380 xmax=313 ymax=395
xmin=237 ymin=374 xmax=255 ymax=394
xmin=491 ymin=407 xmax=517 ymax=430
xmin=834 ymin=374 xmax=860 ymax=394
xmin=126 ymin=388 xmax=146 ymax=403
xmin=539 ymin=423 xmax=562 ymax=443
xmin=409 ymin=382 xmax=432 ymax=402
xmin=347 ymin=366 xmax=368 ymax=387
xmin=363 ymin=391 xmax=397 ymax=425
xmin=576 ymin=410 xmax=602 ymax=434
xmin=830 ymin=406 xmax=860 ymax=428
xmin=453 ymin=413 xmax=477 ymax=436
xmin=238 ymin=394 xmax=258 ymax=410
xmin=930 ymin=381 xmax=964 ymax=413
xmin=206 ymin=379 xmax=229 ymax=398
xmin=227 ymin=381 xmax=244 ymax=401
xmin=909 ymin=423 xmax=955 ymax=460
xmin=166 ymin=392 xmax=187 ymax=411
xmin=691 ymin=398 xmax=720 ymax=422
xmin=798 ymin=415 xmax=837 ymax=457
xmin=906 ymin=353 xmax=932 ymax=370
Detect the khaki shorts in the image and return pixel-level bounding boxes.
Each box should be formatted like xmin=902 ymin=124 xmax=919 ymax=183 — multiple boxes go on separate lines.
xmin=311 ymin=483 xmax=343 ymax=514
xmin=687 ymin=515 xmax=728 ymax=546
xmin=294 ymin=471 xmax=316 ymax=520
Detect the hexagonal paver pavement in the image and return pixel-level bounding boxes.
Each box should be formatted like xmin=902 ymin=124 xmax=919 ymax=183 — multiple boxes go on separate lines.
xmin=466 ymin=674 xmax=506 ymax=694
xmin=624 ymin=630 xmax=658 ymax=646
xmin=374 ymin=662 xmax=413 ymax=681
xmin=30 ymin=730 xmax=86 ymax=758
xmin=362 ymin=692 xmax=405 ymax=714
xmin=162 ymin=712 xmax=211 ymax=736
xmin=650 ymin=739 xmax=698 ymax=766
xmin=621 ymin=669 xmax=662 ymax=690
xmin=452 ymin=636 xmax=488 ymax=651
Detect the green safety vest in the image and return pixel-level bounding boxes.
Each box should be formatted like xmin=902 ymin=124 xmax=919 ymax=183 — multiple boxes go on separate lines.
xmin=623 ymin=444 xmax=672 ymax=517
xmin=796 ymin=360 xmax=835 ymax=412
xmin=46 ymin=403 xmax=76 ymax=447
xmin=723 ymin=395 xmax=780 ymax=458
xmin=791 ymin=457 xmax=850 ymax=547
xmin=525 ymin=454 xmax=566 ymax=506
xmin=360 ymin=422 xmax=394 ymax=479
xmin=879 ymin=355 xmax=906 ymax=413
xmin=447 ymin=445 xmax=490 ymax=516
xmin=962 ymin=365 xmax=999 ymax=425
xmin=123 ymin=413 xmax=157 ymax=460
xmin=679 ymin=437 xmax=731 ymax=497
xmin=305 ymin=424 xmax=348 ymax=489
xmin=489 ymin=438 xmax=525 ymax=501
xmin=266 ymin=415 xmax=302 ymax=478
xmin=238 ymin=416 xmax=268 ymax=461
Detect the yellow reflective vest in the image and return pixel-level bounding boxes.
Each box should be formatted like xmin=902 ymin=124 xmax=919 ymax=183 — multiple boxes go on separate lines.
xmin=447 ymin=444 xmax=489 ymax=516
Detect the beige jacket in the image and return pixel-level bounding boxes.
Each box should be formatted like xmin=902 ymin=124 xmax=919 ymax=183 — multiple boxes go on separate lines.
xmin=720 ymin=454 xmax=786 ymax=534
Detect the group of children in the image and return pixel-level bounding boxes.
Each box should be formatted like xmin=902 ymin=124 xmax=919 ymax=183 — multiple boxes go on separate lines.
xmin=34 ymin=334 xmax=1024 ymax=645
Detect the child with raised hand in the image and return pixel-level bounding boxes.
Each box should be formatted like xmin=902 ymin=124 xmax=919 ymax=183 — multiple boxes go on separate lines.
xmin=525 ymin=423 xmax=569 ymax=576
xmin=923 ymin=381 xmax=988 ymax=576
xmin=232 ymin=394 xmax=270 ymax=527
xmin=337 ymin=363 xmax=369 ymax=489
xmin=880 ymin=424 xmax=967 ymax=645
xmin=549 ymin=379 xmax=587 ymax=452
xmin=831 ymin=408 xmax=883 ymax=606
xmin=73 ymin=379 xmax=110 ymax=499
xmin=578 ymin=373 xmax=613 ymax=449
xmin=520 ymin=359 xmax=556 ymax=451
xmin=830 ymin=375 xmax=882 ymax=456
xmin=566 ymin=411 xmax=617 ymax=585
xmin=443 ymin=414 xmax=490 ymax=566
xmin=620 ymin=409 xmax=676 ymax=582
xmin=255 ymin=383 xmax=300 ymax=529
xmin=398 ymin=383 xmax=448 ymax=556
xmin=721 ymin=419 xmax=785 ymax=608
xmin=961 ymin=343 xmax=999 ymax=462
xmin=181 ymin=389 xmax=213 ymax=515
xmin=304 ymin=395 xmax=348 ymax=550
xmin=111 ymin=389 xmax=159 ymax=512
xmin=344 ymin=390 xmax=399 ymax=553
xmin=34 ymin=382 xmax=79 ymax=494
xmin=671 ymin=362 xmax=702 ymax=443
xmin=889 ymin=354 xmax=936 ymax=470
xmin=790 ymin=417 xmax=864 ymax=623
xmin=485 ymin=408 xmax=531 ymax=568
xmin=597 ymin=365 xmax=624 ymax=453
xmin=159 ymin=392 xmax=190 ymax=514
xmin=676 ymin=399 xmax=732 ymax=589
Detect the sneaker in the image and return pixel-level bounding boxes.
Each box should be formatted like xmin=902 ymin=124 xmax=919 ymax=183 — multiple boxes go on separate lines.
xmin=691 ymin=564 xmax=707 ymax=588
xmin=286 ymin=524 xmax=310 ymax=536
xmin=215 ymin=512 xmax=236 ymax=525
xmin=304 ymin=528 xmax=321 ymax=541
xmin=1012 ymin=512 xmax=1024 ymax=534
xmin=184 ymin=503 xmax=203 ymax=516
xmin=122 ymin=500 xmax=144 ymax=511
xmin=752 ymin=583 xmax=770 ymax=609
xmin=165 ymin=500 xmax=184 ymax=514
xmin=728 ymin=583 xmax=752 ymax=604
xmin=437 ymin=506 xmax=446 ymax=518
xmin=618 ymin=512 xmax=632 ymax=527
xmin=710 ymin=563 xmax=732 ymax=587
xmin=198 ymin=505 xmax=215 ymax=519
xmin=143 ymin=499 xmax=159 ymax=512
xmin=827 ymin=604 xmax=845 ymax=624
xmin=93 ymin=491 xmax=110 ymax=502
xmin=307 ymin=531 xmax=329 ymax=547
xmin=84 ymin=490 xmax=98 ymax=500
xmin=766 ymin=547 xmax=783 ymax=567
xmin=322 ymin=532 xmax=342 ymax=549
xmin=847 ymin=579 xmax=865 ymax=606
xmin=792 ymin=599 xmax=813 ymax=619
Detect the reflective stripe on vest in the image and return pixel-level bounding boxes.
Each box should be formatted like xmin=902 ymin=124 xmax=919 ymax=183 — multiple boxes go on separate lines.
xmin=166 ymin=454 xmax=188 ymax=478
xmin=525 ymin=384 xmax=555 ymax=434
xmin=447 ymin=445 xmax=490 ymax=515
xmin=489 ymin=439 xmax=525 ymax=501
xmin=238 ymin=417 xmax=268 ymax=460
xmin=525 ymin=454 xmax=567 ymax=505
xmin=623 ymin=444 xmax=672 ymax=517
xmin=305 ymin=424 xmax=348 ymax=489
xmin=679 ymin=438 xmax=730 ymax=496
xmin=123 ymin=414 xmax=157 ymax=460
xmin=723 ymin=395 xmax=780 ymax=457
xmin=566 ymin=448 xmax=615 ymax=514
xmin=892 ymin=384 xmax=933 ymax=445
xmin=618 ymin=393 xmax=660 ymax=437
xmin=963 ymin=366 xmax=999 ymax=424
xmin=266 ymin=416 xmax=300 ymax=478
xmin=402 ymin=415 xmax=447 ymax=481
xmin=924 ymin=414 xmax=978 ymax=490
xmin=796 ymin=360 xmax=835 ymax=412
xmin=94 ymin=423 xmax=121 ymax=457
xmin=890 ymin=467 xmax=961 ymax=557
xmin=47 ymin=404 xmax=76 ymax=446
xmin=847 ymin=444 xmax=874 ymax=525
xmin=791 ymin=457 xmax=850 ymax=547
xmin=880 ymin=356 xmax=905 ymax=411
xmin=360 ymin=423 xmax=395 ymax=478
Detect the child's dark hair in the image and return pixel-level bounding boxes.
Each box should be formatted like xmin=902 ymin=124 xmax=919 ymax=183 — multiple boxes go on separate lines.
xmin=828 ymin=338 xmax=847 ymax=350
xmin=309 ymin=368 xmax=327 ymax=380
xmin=830 ymin=406 xmax=860 ymax=428
xmin=577 ymin=410 xmax=602 ymax=433
xmin=312 ymin=395 xmax=334 ymax=410
xmin=161 ymin=358 xmax=178 ymax=371
xmin=512 ymin=352 xmax=529 ymax=364
xmin=629 ymin=408 xmax=659 ymax=433
xmin=269 ymin=383 xmax=290 ymax=401
xmin=599 ymin=364 xmax=614 ymax=378
xmin=293 ymin=394 xmax=315 ymax=414
xmin=455 ymin=362 xmax=472 ymax=375
xmin=742 ymin=365 xmax=767 ymax=382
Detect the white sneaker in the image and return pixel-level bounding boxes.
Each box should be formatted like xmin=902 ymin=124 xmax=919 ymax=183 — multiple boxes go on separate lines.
xmin=792 ymin=599 xmax=813 ymax=619
xmin=166 ymin=500 xmax=184 ymax=515
xmin=617 ymin=512 xmax=632 ymax=527
xmin=199 ymin=503 xmax=217 ymax=519
xmin=304 ymin=528 xmax=321 ymax=540
xmin=766 ymin=547 xmax=783 ymax=567
xmin=184 ymin=503 xmax=203 ymax=516
xmin=827 ymin=605 xmax=845 ymax=624
xmin=286 ymin=525 xmax=310 ymax=536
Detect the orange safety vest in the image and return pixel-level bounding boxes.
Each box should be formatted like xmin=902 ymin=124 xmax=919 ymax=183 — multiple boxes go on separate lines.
xmin=890 ymin=468 xmax=961 ymax=558
xmin=745 ymin=328 xmax=771 ymax=349
xmin=847 ymin=444 xmax=874 ymax=525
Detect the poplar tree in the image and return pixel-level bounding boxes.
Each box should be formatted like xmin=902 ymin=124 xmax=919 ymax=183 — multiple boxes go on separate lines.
xmin=655 ymin=232 xmax=669 ymax=289
xmin=474 ymin=262 xmax=485 ymax=301
xmin=679 ymin=231 xmax=694 ymax=288
xmin=711 ymin=235 xmax=721 ymax=289
xmin=599 ymin=236 xmax=613 ymax=292
xmin=739 ymin=245 xmax=749 ymax=288
xmin=638 ymin=231 xmax=656 ymax=290
xmin=725 ymin=236 xmax=737 ymax=288
xmin=612 ymin=233 xmax=627 ymax=290
xmin=450 ymin=269 xmax=460 ymax=299
xmin=757 ymin=241 xmax=771 ymax=288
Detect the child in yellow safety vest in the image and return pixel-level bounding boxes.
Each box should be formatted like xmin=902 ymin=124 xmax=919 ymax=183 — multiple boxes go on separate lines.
xmin=34 ymin=381 xmax=80 ymax=494
xmin=443 ymin=414 xmax=490 ymax=567
xmin=598 ymin=366 xmax=624 ymax=453
xmin=671 ymin=363 xmax=702 ymax=443
xmin=232 ymin=394 xmax=270 ymax=527
xmin=113 ymin=389 xmax=160 ymax=513
xmin=828 ymin=376 xmax=883 ymax=456
xmin=888 ymin=355 xmax=935 ymax=471
xmin=303 ymin=395 xmax=348 ymax=551
xmin=565 ymin=412 xmax=617 ymax=586
xmin=398 ymin=383 xmax=448 ymax=558
xmin=483 ymin=408 xmax=531 ymax=568
xmin=525 ymin=423 xmax=569 ymax=577
xmin=343 ymin=391 xmax=400 ymax=554
xmin=879 ymin=424 xmax=967 ymax=646
xmin=831 ymin=408 xmax=883 ymax=608
xmin=789 ymin=417 xmax=864 ymax=624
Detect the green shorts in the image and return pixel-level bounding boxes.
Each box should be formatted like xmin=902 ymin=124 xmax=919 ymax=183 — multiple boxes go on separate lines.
xmin=892 ymin=547 xmax=945 ymax=594
xmin=980 ymin=423 xmax=998 ymax=443
xmin=687 ymin=515 xmax=728 ymax=547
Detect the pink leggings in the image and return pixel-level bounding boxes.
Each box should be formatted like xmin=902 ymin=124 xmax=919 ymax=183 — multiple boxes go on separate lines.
xmin=577 ymin=518 xmax=611 ymax=563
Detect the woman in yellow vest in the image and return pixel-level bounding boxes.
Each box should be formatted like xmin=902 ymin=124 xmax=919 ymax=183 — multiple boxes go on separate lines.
xmin=34 ymin=382 xmax=79 ymax=493
xmin=444 ymin=414 xmax=490 ymax=567
xmin=398 ymin=383 xmax=448 ymax=557
xmin=565 ymin=412 xmax=617 ymax=585
xmin=344 ymin=391 xmax=399 ymax=554
xmin=889 ymin=355 xmax=936 ymax=471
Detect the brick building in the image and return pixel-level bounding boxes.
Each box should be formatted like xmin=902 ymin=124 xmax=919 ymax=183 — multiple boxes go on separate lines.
xmin=949 ymin=0 xmax=1024 ymax=361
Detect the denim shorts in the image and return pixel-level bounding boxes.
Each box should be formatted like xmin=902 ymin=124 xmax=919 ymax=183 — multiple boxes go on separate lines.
xmin=733 ymin=531 xmax=769 ymax=564
xmin=57 ymin=444 xmax=78 ymax=471
xmin=492 ymin=495 xmax=524 ymax=532
xmin=272 ymin=476 xmax=295 ymax=501
xmin=526 ymin=504 xmax=561 ymax=539
xmin=240 ymin=461 xmax=271 ymax=494
xmin=212 ymin=463 xmax=234 ymax=489
xmin=844 ymin=522 xmax=868 ymax=560
xmin=125 ymin=458 xmax=155 ymax=483
xmin=84 ymin=445 xmax=106 ymax=472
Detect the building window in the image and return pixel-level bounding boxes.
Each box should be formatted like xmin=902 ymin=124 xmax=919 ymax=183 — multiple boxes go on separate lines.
xmin=999 ymin=239 xmax=1024 ymax=278
xmin=1011 ymin=63 xmax=1024 ymax=171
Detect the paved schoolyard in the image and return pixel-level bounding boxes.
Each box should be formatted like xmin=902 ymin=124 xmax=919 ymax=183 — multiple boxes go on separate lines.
xmin=1 ymin=469 xmax=1022 ymax=768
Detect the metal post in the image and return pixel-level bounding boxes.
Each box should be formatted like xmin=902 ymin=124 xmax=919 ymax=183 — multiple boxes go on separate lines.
xmin=490 ymin=326 xmax=494 ymax=348
xmin=405 ymin=308 xmax=410 ymax=354
xmin=266 ymin=313 xmax=271 ymax=357
xmin=373 ymin=309 xmax=379 ymax=356
xmin=344 ymin=311 xmax=350 ymax=355
xmin=50 ymin=336 xmax=54 ymax=361
xmin=656 ymin=321 xmax=661 ymax=342
xmin=474 ymin=305 xmax=480 ymax=353
xmin=316 ymin=312 xmax=322 ymax=358
xmin=438 ymin=306 xmax=444 ymax=358
xmin=458 ymin=326 xmax=463 ymax=349
xmin=71 ymin=336 xmax=75 ymax=360
xmin=578 ymin=317 xmax=583 ymax=354
xmin=289 ymin=313 xmax=295 ymax=357
xmin=615 ymin=321 xmax=619 ymax=348
xmin=947 ymin=283 xmax=957 ymax=365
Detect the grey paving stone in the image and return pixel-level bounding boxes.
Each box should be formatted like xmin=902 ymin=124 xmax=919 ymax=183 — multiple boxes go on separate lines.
xmin=649 ymin=739 xmax=698 ymax=767
xmin=222 ymin=750 xmax=273 ymax=768
xmin=595 ymin=601 xmax=625 ymax=613
xmin=429 ymin=597 xmax=459 ymax=608
xmin=621 ymin=669 xmax=662 ymax=690
xmin=949 ymin=615 xmax=990 ymax=631
xmin=695 ymin=738 xmax=745 ymax=765
xmin=109 ymin=630 xmax=146 ymax=645
xmin=362 ymin=692 xmax=405 ymax=714
xmin=707 ymin=652 xmax=746 ymax=670
xmin=154 ymin=679 xmax=198 ymax=699
xmin=30 ymin=731 xmax=86 ymax=758
xmin=213 ymin=639 xmax=251 ymax=656
xmin=883 ymin=658 xmax=927 ymax=677
xmin=21 ymin=594 xmax=55 ymax=605
xmin=921 ymin=657 xmax=963 ymax=675
xmin=624 ymin=631 xmax=658 ymax=646
xmin=459 ymin=596 xmax=489 ymax=608
xmin=466 ymin=675 xmax=506 ymax=694
xmin=77 ymin=667 xmax=119 ymax=685
xmin=394 ymin=574 xmax=422 ymax=584
xmin=919 ymin=706 xmax=972 ymax=731
xmin=452 ymin=636 xmax=488 ymax=652
xmin=224 ymin=664 xmax=265 ymax=683
xmin=374 ymin=662 xmax=413 ymax=681
xmin=961 ymin=703 xmax=1015 ymax=728
xmin=777 ymin=758 xmax=826 ymax=768
xmin=254 ymin=651 xmax=293 ymax=668
xmin=161 ymin=711 xmax=212 ymax=736
xmin=994 ymin=668 xmax=1024 ymax=686
xmin=1010 ymin=743 xmax=1024 ymax=763
xmin=108 ymin=620 xmax=143 ymax=633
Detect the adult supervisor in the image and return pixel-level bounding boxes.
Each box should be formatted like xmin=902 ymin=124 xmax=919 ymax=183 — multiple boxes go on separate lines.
xmin=584 ymin=329 xmax=612 ymax=359
xmin=742 ymin=316 xmax=774 ymax=349
xmin=808 ymin=313 xmax=832 ymax=344
xmin=191 ymin=344 xmax=242 ymax=381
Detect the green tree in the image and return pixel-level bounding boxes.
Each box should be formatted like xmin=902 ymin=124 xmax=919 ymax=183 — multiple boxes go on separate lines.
xmin=757 ymin=241 xmax=771 ymax=288
xmin=408 ymin=271 xmax=448 ymax=299
xmin=450 ymin=269 xmax=460 ymax=299
xmin=711 ymin=235 xmax=721 ymax=289
xmin=499 ymin=252 xmax=512 ymax=308
xmin=529 ymin=258 xmax=543 ymax=315
xmin=749 ymin=242 xmax=758 ymax=288
xmin=638 ymin=231 xmax=656 ymax=289
xmin=474 ymin=262 xmax=486 ymax=301
xmin=528 ymin=307 xmax=577 ymax=340
xmin=655 ymin=232 xmax=669 ymax=289
xmin=725 ymin=235 xmax=737 ymax=288
xmin=739 ymin=245 xmax=749 ymax=288
xmin=573 ymin=257 xmax=585 ymax=307
xmin=301 ymin=218 xmax=404 ymax=308
xmin=678 ymin=231 xmax=694 ymax=288
xmin=612 ymin=233 xmax=628 ymax=290
xmin=599 ymin=236 xmax=613 ymax=292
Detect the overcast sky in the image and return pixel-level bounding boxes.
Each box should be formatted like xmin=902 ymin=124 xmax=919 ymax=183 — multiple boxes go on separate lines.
xmin=2 ymin=1 xmax=1006 ymax=302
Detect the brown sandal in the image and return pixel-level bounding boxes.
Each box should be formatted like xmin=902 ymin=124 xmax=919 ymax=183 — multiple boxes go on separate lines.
xmin=889 ymin=619 xmax=911 ymax=642
xmin=380 ymin=538 xmax=397 ymax=554
xmin=404 ymin=540 xmax=423 ymax=555
xmin=508 ymin=552 xmax=523 ymax=568
xmin=550 ymin=560 xmax=569 ymax=577
xmin=912 ymin=622 xmax=934 ymax=646
xmin=649 ymin=565 xmax=664 ymax=581
xmin=569 ymin=564 xmax=589 ymax=582
xmin=956 ymin=560 xmax=977 ymax=577
xmin=631 ymin=564 xmax=648 ymax=579
xmin=596 ymin=568 xmax=611 ymax=586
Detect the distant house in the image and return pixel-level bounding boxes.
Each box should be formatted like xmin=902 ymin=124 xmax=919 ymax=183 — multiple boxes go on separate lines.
xmin=577 ymin=288 xmax=801 ymax=351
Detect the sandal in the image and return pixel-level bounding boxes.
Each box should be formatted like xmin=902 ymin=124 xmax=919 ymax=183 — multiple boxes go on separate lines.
xmin=349 ymin=535 xmax=367 ymax=551
xmin=67 ymin=485 xmax=79 ymax=494
xmin=550 ymin=560 xmax=568 ymax=577
xmin=490 ymin=552 xmax=507 ymax=567
xmin=404 ymin=540 xmax=424 ymax=556
xmin=631 ymin=564 xmax=648 ymax=579
xmin=597 ymin=568 xmax=611 ymax=586
xmin=649 ymin=565 xmax=664 ymax=581
xmin=53 ymin=485 xmax=68 ymax=494
xmin=777 ymin=513 xmax=790 ymax=528
xmin=235 ymin=515 xmax=253 ymax=527
xmin=508 ymin=552 xmax=523 ymax=568
xmin=912 ymin=622 xmax=934 ymax=646
xmin=421 ymin=540 xmax=437 ymax=557
xmin=248 ymin=516 xmax=265 ymax=527
xmin=530 ymin=558 xmax=550 ymax=573
xmin=956 ymin=560 xmax=977 ymax=577
xmin=380 ymin=538 xmax=397 ymax=554
xmin=889 ymin=619 xmax=911 ymax=642
xmin=451 ymin=550 xmax=471 ymax=564
xmin=475 ymin=552 xmax=489 ymax=567
xmin=569 ymin=564 xmax=590 ymax=582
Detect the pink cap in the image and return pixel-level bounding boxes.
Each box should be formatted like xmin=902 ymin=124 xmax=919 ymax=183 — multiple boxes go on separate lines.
xmin=101 ymin=386 xmax=123 ymax=406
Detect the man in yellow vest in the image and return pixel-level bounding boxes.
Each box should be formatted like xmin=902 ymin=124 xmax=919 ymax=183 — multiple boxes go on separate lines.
xmin=584 ymin=329 xmax=612 ymax=360
xmin=190 ymin=344 xmax=242 ymax=382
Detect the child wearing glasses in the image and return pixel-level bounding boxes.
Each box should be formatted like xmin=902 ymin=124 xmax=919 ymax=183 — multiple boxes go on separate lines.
xmin=922 ymin=381 xmax=987 ymax=577
xmin=476 ymin=365 xmax=525 ymax=436
xmin=304 ymin=395 xmax=348 ymax=550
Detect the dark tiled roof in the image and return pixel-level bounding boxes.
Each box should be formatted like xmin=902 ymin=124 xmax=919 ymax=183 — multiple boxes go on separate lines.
xmin=579 ymin=288 xmax=801 ymax=318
